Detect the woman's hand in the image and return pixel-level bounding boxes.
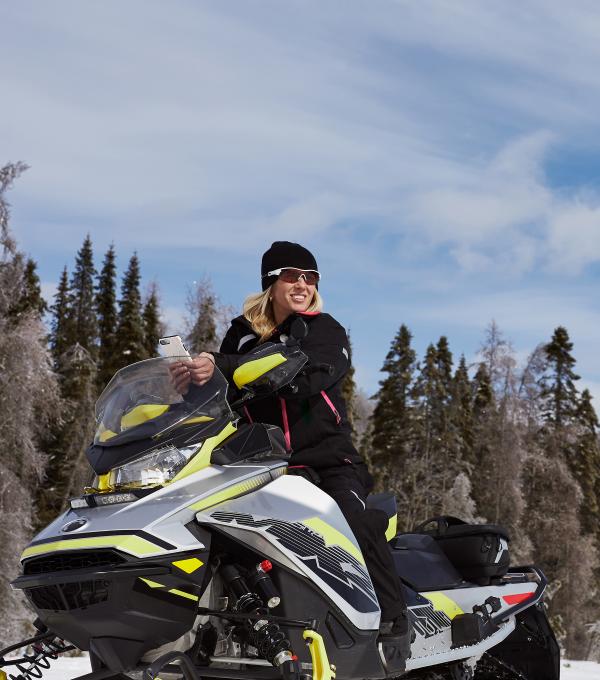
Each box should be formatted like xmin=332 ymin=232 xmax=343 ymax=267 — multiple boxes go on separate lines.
xmin=169 ymin=353 xmax=216 ymax=395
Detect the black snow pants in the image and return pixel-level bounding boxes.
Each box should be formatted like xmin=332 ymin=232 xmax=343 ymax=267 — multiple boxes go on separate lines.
xmin=318 ymin=468 xmax=406 ymax=622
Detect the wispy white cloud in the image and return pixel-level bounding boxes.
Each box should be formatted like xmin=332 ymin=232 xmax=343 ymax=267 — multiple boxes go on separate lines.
xmin=3 ymin=0 xmax=600 ymax=398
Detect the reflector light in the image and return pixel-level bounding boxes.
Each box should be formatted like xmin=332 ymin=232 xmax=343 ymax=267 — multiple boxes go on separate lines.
xmin=502 ymin=592 xmax=533 ymax=605
xmin=95 ymin=492 xmax=137 ymax=505
xmin=260 ymin=559 xmax=273 ymax=572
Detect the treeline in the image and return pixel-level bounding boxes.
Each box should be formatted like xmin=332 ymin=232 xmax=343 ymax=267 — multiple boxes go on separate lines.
xmin=0 ymin=164 xmax=227 ymax=642
xmin=38 ymin=237 xmax=163 ymax=527
xmin=2 ymin=162 xmax=600 ymax=658
xmin=357 ymin=323 xmax=600 ymax=659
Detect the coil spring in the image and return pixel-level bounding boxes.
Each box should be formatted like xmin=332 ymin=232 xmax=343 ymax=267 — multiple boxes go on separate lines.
xmin=7 ymin=637 xmax=72 ymax=680
xmin=235 ymin=591 xmax=292 ymax=664
xmin=252 ymin=620 xmax=291 ymax=663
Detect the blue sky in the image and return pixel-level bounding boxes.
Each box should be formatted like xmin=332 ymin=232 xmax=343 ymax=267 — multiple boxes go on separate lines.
xmin=2 ymin=1 xmax=600 ymax=400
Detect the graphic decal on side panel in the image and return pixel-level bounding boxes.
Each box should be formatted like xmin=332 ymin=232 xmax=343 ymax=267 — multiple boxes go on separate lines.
xmin=210 ymin=511 xmax=379 ymax=613
xmin=408 ymin=603 xmax=452 ymax=639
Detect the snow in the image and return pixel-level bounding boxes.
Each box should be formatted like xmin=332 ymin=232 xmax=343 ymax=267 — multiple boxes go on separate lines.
xmin=9 ymin=655 xmax=600 ymax=679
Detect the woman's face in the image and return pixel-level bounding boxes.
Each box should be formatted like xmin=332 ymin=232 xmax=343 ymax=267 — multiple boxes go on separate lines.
xmin=270 ymin=273 xmax=315 ymax=324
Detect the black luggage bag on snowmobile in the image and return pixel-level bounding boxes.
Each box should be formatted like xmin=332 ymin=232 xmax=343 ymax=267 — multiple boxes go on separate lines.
xmin=415 ymin=516 xmax=510 ymax=585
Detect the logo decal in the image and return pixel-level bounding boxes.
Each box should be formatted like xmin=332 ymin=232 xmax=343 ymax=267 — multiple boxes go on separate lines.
xmin=210 ymin=511 xmax=378 ymax=612
xmin=408 ymin=603 xmax=452 ymax=638
xmin=61 ymin=518 xmax=89 ymax=533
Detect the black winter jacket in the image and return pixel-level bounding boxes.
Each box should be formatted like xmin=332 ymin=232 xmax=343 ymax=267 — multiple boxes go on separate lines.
xmin=213 ymin=312 xmax=365 ymax=473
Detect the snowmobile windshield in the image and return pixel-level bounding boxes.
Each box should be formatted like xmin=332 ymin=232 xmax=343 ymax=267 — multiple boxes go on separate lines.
xmin=93 ymin=357 xmax=231 ymax=447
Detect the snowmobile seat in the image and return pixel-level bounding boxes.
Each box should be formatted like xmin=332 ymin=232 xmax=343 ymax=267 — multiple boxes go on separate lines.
xmin=366 ymin=493 xmax=398 ymax=541
xmin=390 ymin=533 xmax=465 ymax=591
xmin=366 ymin=492 xmax=397 ymax=517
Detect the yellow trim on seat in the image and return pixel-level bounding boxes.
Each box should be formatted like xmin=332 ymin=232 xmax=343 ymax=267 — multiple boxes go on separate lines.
xmin=424 ymin=592 xmax=464 ymax=620
xmin=21 ymin=534 xmax=167 ymax=561
xmin=233 ymin=353 xmax=287 ymax=389
xmin=121 ymin=403 xmax=169 ymax=429
xmin=385 ymin=515 xmax=397 ymax=542
xmin=169 ymin=422 xmax=237 ymax=483
xmin=172 ymin=557 xmax=204 ymax=574
xmin=303 ymin=630 xmax=336 ymax=680
xmin=190 ymin=474 xmax=271 ymax=512
xmin=302 ymin=517 xmax=365 ymax=565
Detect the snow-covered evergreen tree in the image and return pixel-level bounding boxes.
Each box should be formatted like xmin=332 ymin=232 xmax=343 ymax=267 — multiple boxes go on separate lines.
xmin=0 ymin=162 xmax=61 ymax=643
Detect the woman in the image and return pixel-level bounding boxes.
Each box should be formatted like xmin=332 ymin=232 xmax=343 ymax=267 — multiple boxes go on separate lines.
xmin=171 ymin=241 xmax=409 ymax=643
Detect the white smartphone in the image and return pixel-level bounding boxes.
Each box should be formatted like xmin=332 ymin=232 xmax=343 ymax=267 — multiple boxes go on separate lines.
xmin=159 ymin=335 xmax=192 ymax=360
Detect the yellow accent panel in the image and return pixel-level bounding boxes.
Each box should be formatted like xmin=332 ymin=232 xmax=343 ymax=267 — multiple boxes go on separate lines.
xmin=168 ymin=588 xmax=199 ymax=602
xmin=97 ymin=473 xmax=111 ymax=492
xmin=121 ymin=403 xmax=169 ymax=430
xmin=181 ymin=415 xmax=214 ymax=425
xmin=139 ymin=577 xmax=165 ymax=589
xmin=385 ymin=515 xmax=397 ymax=542
xmin=190 ymin=474 xmax=270 ymax=512
xmin=1 ymin=670 xmax=7 ymax=680
xmin=172 ymin=557 xmax=204 ymax=574
xmin=302 ymin=517 xmax=365 ymax=566
xmin=21 ymin=535 xmax=166 ymax=561
xmin=98 ymin=425 xmax=117 ymax=442
xmin=233 ymin=353 xmax=286 ymax=389
xmin=303 ymin=630 xmax=336 ymax=680
xmin=169 ymin=422 xmax=237 ymax=483
xmin=424 ymin=592 xmax=464 ymax=620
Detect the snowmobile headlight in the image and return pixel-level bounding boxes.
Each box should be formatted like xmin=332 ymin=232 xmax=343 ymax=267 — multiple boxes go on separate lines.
xmin=106 ymin=445 xmax=199 ymax=490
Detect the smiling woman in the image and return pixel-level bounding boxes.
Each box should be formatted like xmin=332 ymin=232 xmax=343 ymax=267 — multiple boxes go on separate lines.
xmin=173 ymin=240 xmax=412 ymax=650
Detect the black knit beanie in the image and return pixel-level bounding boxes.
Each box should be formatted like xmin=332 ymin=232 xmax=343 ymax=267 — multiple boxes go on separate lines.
xmin=261 ymin=241 xmax=319 ymax=291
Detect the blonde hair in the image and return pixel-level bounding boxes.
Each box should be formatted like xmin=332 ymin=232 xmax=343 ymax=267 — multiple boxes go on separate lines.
xmin=243 ymin=285 xmax=323 ymax=342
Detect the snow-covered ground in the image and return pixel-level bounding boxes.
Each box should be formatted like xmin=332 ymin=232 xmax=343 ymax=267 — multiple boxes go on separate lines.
xmin=11 ymin=655 xmax=598 ymax=679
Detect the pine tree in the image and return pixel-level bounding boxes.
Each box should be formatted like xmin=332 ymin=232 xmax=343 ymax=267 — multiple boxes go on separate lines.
xmin=66 ymin=235 xmax=97 ymax=356
xmin=573 ymin=389 xmax=600 ymax=537
xmin=340 ymin=332 xmax=358 ymax=438
xmin=411 ymin=341 xmax=460 ymax=519
xmin=39 ymin=241 xmax=100 ymax=530
xmin=143 ymin=283 xmax=162 ymax=358
xmin=49 ymin=266 xmax=70 ymax=361
xmin=184 ymin=276 xmax=218 ymax=354
xmin=526 ymin=327 xmax=593 ymax=656
xmin=539 ymin=326 xmax=580 ymax=430
xmin=96 ymin=244 xmax=118 ymax=390
xmin=8 ymin=258 xmax=47 ymax=321
xmin=450 ymin=355 xmax=475 ymax=469
xmin=473 ymin=363 xmax=494 ymax=418
xmin=370 ymin=324 xmax=417 ymax=471
xmin=115 ymin=253 xmax=146 ymax=367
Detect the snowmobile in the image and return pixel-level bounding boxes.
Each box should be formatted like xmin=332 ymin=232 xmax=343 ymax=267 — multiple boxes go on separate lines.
xmin=1 ymin=324 xmax=560 ymax=680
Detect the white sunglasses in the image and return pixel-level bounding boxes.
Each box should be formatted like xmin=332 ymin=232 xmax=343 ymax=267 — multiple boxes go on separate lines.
xmin=263 ymin=268 xmax=321 ymax=285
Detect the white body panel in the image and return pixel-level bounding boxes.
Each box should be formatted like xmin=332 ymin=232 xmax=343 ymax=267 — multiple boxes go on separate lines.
xmin=196 ymin=475 xmax=381 ymax=631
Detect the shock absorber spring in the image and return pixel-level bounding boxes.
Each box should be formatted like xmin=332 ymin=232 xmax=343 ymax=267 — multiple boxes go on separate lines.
xmin=5 ymin=636 xmax=73 ymax=680
xmin=220 ymin=564 xmax=295 ymax=666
